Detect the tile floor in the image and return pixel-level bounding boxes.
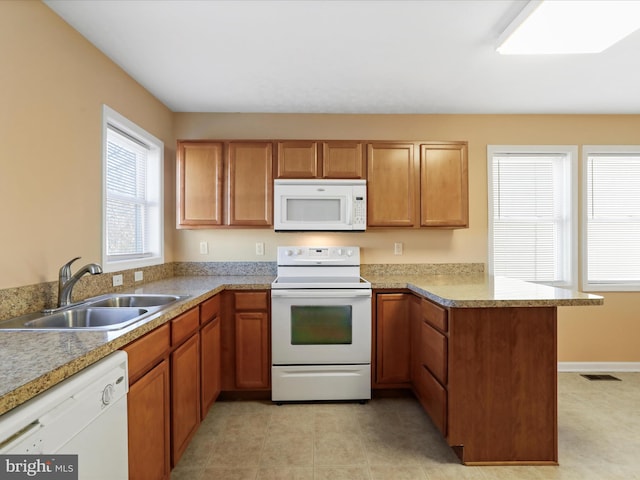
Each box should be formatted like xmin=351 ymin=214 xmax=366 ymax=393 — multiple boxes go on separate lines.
xmin=170 ymin=373 xmax=640 ymax=480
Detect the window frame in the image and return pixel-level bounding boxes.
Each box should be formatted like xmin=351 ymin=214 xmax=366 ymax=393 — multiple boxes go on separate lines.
xmin=487 ymin=145 xmax=578 ymax=288
xmin=102 ymin=105 xmax=164 ymax=273
xmin=582 ymin=145 xmax=640 ymax=292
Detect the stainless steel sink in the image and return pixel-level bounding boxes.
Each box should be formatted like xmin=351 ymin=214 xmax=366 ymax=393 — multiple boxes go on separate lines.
xmin=0 ymin=293 xmax=189 ymax=331
xmin=23 ymin=308 xmax=149 ymax=329
xmin=85 ymin=294 xmax=183 ymax=308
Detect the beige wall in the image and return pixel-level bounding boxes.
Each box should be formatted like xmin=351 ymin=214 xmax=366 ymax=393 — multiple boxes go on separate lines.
xmin=174 ymin=113 xmax=640 ymax=362
xmin=0 ymin=1 xmax=174 ymax=289
xmin=2 ymin=2 xmax=638 ymax=363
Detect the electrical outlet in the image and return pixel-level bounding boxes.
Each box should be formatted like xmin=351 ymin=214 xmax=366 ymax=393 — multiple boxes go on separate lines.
xmin=394 ymin=242 xmax=403 ymax=255
xmin=199 ymin=241 xmax=208 ymax=255
xmin=112 ymin=274 xmax=123 ymax=287
xmin=134 ymin=271 xmax=143 ymax=282
xmin=256 ymin=242 xmax=264 ymax=256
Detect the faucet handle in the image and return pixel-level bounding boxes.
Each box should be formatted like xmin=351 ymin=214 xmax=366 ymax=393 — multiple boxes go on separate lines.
xmin=60 ymin=256 xmax=81 ymax=281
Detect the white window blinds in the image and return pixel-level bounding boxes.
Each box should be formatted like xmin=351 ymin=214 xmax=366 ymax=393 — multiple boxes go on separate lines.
xmin=585 ymin=149 xmax=640 ymax=290
xmin=106 ymin=125 xmax=150 ymax=259
xmin=488 ymin=147 xmax=575 ymax=286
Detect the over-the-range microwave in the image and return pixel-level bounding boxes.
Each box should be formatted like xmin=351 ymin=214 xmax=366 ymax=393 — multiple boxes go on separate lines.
xmin=273 ymin=179 xmax=367 ymax=232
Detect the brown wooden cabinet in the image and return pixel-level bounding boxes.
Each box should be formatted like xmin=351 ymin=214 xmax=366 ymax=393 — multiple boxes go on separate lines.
xmin=412 ymin=298 xmax=449 ymax=436
xmin=275 ymin=141 xmax=319 ymax=178
xmin=233 ymin=291 xmax=270 ymax=389
xmin=408 ymin=292 xmax=558 ymax=465
xmin=227 ymin=142 xmax=273 ymax=226
xmin=367 ymin=141 xmax=469 ymax=229
xmin=375 ymin=292 xmax=412 ymax=385
xmin=170 ymin=308 xmax=201 ymax=467
xmin=322 ymin=141 xmax=365 ymax=178
xmin=177 ymin=141 xmax=223 ymax=227
xmin=275 ymin=141 xmax=365 ymax=179
xmin=124 ymin=324 xmax=171 ymax=480
xmin=200 ymin=294 xmax=221 ymax=418
xmin=367 ymin=143 xmax=417 ymax=227
xmin=420 ymin=143 xmax=468 ymax=227
xmin=177 ymin=141 xmax=273 ymax=228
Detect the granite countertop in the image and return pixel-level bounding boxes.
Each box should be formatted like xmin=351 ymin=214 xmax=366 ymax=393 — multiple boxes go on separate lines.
xmin=0 ymin=273 xmax=602 ymax=416
xmin=0 ymin=275 xmax=273 ymax=416
xmin=367 ymin=273 xmax=604 ymax=308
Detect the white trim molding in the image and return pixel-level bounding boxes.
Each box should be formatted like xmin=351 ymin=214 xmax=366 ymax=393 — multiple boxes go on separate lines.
xmin=558 ymin=362 xmax=640 ymax=372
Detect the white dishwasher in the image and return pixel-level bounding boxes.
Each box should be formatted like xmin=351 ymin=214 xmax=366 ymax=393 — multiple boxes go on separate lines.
xmin=0 ymin=351 xmax=129 ymax=479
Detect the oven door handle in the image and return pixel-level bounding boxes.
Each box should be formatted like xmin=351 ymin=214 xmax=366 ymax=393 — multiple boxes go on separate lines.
xmin=271 ymin=289 xmax=372 ymax=298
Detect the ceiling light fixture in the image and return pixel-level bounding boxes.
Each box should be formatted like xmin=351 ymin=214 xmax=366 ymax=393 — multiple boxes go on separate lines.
xmin=497 ymin=0 xmax=640 ymax=55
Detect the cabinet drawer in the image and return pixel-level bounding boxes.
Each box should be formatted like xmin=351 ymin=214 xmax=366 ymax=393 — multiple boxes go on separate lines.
xmin=124 ymin=323 xmax=170 ymax=383
xmin=200 ymin=294 xmax=220 ymax=325
xmin=171 ymin=307 xmax=200 ymax=345
xmin=421 ymin=320 xmax=448 ymax=385
xmin=234 ymin=291 xmax=268 ymax=311
xmin=416 ymin=365 xmax=447 ymax=436
xmin=422 ymin=298 xmax=448 ymax=332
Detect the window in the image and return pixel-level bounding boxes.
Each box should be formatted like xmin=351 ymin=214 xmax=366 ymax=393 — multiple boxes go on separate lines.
xmin=583 ymin=146 xmax=640 ymax=291
xmin=102 ymin=105 xmax=163 ymax=273
xmin=488 ymin=146 xmax=577 ymax=287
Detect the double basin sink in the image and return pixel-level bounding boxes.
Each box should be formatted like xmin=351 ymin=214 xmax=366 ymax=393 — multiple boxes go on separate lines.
xmin=0 ymin=294 xmax=189 ymax=331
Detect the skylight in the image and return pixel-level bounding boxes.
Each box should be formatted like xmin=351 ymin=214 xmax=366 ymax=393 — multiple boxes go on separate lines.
xmin=497 ymin=0 xmax=640 ymax=55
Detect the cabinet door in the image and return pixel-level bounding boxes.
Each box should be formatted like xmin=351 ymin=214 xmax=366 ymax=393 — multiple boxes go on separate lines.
xmin=420 ymin=143 xmax=468 ymax=227
xmin=128 ymin=359 xmax=170 ymax=480
xmin=200 ymin=316 xmax=221 ymax=419
xmin=171 ymin=334 xmax=201 ymax=466
xmin=235 ymin=311 xmax=269 ymax=389
xmin=275 ymin=141 xmax=319 ymax=178
xmin=177 ymin=141 xmax=224 ymax=227
xmin=376 ymin=293 xmax=411 ymax=384
xmin=227 ymin=142 xmax=273 ymax=226
xmin=410 ymin=295 xmax=422 ymax=384
xmin=367 ymin=143 xmax=417 ymax=227
xmin=322 ymin=141 xmax=365 ymax=178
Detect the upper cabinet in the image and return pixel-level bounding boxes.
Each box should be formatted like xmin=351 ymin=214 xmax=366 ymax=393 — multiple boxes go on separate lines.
xmin=275 ymin=141 xmax=319 ymax=178
xmin=420 ymin=143 xmax=468 ymax=228
xmin=178 ymin=138 xmax=467 ymax=230
xmin=177 ymin=141 xmax=273 ymax=228
xmin=275 ymin=141 xmax=365 ymax=179
xmin=367 ymin=143 xmax=417 ymax=227
xmin=177 ymin=142 xmax=224 ymax=227
xmin=367 ymin=141 xmax=469 ymax=229
xmin=226 ymin=142 xmax=273 ymax=226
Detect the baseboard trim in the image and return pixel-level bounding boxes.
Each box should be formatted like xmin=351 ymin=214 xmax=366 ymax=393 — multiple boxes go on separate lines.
xmin=558 ymin=362 xmax=640 ymax=372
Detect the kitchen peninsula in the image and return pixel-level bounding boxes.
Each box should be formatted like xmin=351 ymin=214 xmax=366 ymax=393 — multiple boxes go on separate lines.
xmin=0 ymin=270 xmax=602 ymax=467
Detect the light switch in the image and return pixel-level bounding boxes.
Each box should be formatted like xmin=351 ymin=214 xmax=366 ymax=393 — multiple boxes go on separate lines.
xmin=199 ymin=241 xmax=208 ymax=255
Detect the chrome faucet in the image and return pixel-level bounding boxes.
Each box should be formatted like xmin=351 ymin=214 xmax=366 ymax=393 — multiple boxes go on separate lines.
xmin=57 ymin=257 xmax=103 ymax=308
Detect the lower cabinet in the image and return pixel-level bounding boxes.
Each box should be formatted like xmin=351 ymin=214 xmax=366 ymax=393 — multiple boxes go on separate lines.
xmin=375 ymin=292 xmax=411 ymax=385
xmin=412 ymin=297 xmax=449 ymax=436
xmin=124 ymin=324 xmax=171 ymax=480
xmin=123 ymin=294 xmax=222 ymax=479
xmin=171 ymin=332 xmax=201 ymax=466
xmin=128 ymin=360 xmax=171 ymax=480
xmin=200 ymin=300 xmax=221 ymax=418
xmin=221 ymin=290 xmax=271 ymax=391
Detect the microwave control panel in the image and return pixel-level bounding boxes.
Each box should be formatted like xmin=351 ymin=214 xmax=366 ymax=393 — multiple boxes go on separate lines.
xmin=353 ymin=195 xmax=366 ymax=226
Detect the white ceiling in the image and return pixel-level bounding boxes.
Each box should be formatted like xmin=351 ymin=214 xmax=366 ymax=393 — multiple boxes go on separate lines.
xmin=44 ymin=0 xmax=640 ymax=114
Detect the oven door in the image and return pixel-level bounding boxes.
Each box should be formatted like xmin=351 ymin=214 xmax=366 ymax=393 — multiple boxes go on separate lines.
xmin=271 ymin=289 xmax=372 ymax=365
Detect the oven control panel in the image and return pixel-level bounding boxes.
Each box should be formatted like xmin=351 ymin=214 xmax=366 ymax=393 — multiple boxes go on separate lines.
xmin=277 ymin=246 xmax=360 ymax=265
